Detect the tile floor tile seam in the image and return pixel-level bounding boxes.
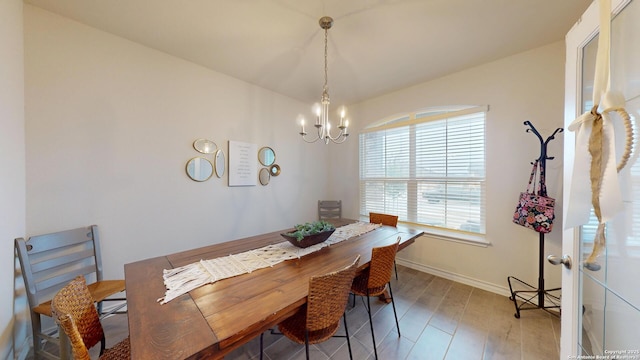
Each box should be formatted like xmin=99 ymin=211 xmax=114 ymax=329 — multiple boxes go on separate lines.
xmin=427 ymin=291 xmax=459 ymax=336
xmin=478 ymin=330 xmax=492 ymax=360
xmin=426 ymin=279 xmax=454 ymax=296
xmin=398 ymin=336 xmax=424 ymax=360
xmin=347 ymin=298 xmax=408 ymax=359
xmin=452 ymin=287 xmax=475 ymax=328
xmin=439 ymin=332 xmax=456 ymax=360
xmin=422 ymin=280 xmax=456 ymax=328
xmin=394 ymin=279 xmax=433 ymax=307
xmin=262 ymin=333 xmax=283 ymax=354
xmin=265 ymin=335 xmax=307 ymax=360
xmin=420 ymin=292 xmax=442 ymax=310
xmin=393 ymin=275 xmax=421 ymax=296
xmin=459 ymin=291 xmax=497 ymax=331
xmin=447 ymin=331 xmax=489 ymax=360
xmin=395 ymin=274 xmax=435 ymax=295
xmin=313 ymin=343 xmax=336 ymax=359
xmin=286 ymin=345 xmax=305 ymax=360
xmin=375 ymin=334 xmax=416 ymax=360
xmin=514 ymin=309 xmax=560 ymax=360
xmin=408 ymin=324 xmax=454 ymax=360
xmin=518 ymin=310 xmax=524 ymax=360
xmin=343 ymin=313 xmax=374 ymax=349
xmin=398 ymin=307 xmax=436 ymax=343
xmin=553 ymin=321 xmax=561 ymax=355
xmin=385 ymin=270 xmax=431 ymax=358
xmin=440 ymin=286 xmax=489 ymax=360
xmin=278 ymin=329 xmax=360 ymax=360
xmin=351 ymin=335 xmax=376 ymax=359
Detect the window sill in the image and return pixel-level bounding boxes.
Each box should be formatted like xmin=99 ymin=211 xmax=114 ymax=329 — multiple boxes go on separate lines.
xmin=359 ymin=216 xmax=490 ymax=247
xmin=401 ymin=223 xmax=490 ymax=247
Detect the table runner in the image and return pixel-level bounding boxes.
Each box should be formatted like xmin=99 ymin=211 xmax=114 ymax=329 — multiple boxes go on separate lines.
xmin=159 ymin=221 xmax=380 ymax=304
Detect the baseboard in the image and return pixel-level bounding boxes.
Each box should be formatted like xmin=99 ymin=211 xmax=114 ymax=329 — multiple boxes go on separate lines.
xmin=396 ymin=258 xmax=514 ymax=298
xmin=396 ymin=258 xmax=562 ymax=312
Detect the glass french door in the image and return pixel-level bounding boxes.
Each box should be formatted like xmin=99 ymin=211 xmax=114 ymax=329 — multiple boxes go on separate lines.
xmin=563 ymin=0 xmax=640 ymax=357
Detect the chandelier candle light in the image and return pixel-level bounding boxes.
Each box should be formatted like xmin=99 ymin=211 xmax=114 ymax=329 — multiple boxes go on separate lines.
xmin=299 ymin=16 xmax=350 ymax=144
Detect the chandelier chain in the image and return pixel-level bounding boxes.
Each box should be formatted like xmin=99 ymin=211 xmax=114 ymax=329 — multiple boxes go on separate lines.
xmin=324 ymin=27 xmax=329 ymax=93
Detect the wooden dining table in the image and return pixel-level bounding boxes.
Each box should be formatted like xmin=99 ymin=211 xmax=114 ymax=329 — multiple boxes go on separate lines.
xmin=124 ymin=218 xmax=423 ymax=359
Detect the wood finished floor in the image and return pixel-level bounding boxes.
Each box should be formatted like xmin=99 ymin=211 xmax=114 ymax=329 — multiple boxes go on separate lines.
xmin=44 ymin=265 xmax=561 ymax=360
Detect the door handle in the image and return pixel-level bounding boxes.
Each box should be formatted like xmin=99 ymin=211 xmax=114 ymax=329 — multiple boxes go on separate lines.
xmin=547 ymin=254 xmax=572 ymax=269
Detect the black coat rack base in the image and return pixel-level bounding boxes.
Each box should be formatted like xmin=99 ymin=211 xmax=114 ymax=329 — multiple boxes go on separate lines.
xmin=507 ymin=121 xmax=563 ymax=319
xmin=507 ymin=233 xmax=561 ymax=318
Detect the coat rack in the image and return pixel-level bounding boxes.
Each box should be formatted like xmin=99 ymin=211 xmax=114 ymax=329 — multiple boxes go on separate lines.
xmin=507 ymin=120 xmax=563 ymax=318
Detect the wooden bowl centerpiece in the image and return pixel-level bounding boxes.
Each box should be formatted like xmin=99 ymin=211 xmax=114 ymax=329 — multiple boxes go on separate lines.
xmin=281 ymin=221 xmax=336 ymax=248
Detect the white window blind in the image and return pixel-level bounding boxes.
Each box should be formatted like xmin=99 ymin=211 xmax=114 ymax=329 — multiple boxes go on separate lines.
xmin=359 ymin=106 xmax=487 ymax=235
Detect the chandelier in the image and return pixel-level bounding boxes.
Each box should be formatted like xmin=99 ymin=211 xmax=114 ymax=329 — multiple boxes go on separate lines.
xmin=298 ymin=16 xmax=349 ymax=144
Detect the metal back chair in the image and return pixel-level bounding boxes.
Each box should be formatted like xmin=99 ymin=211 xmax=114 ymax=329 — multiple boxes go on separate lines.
xmin=318 ymin=200 xmax=342 ymax=220
xmin=51 ymin=276 xmax=130 ymax=360
xmin=15 ymin=225 xmax=125 ymax=359
xmin=351 ymin=237 xmax=401 ymax=360
xmin=261 ymin=255 xmax=360 ymax=360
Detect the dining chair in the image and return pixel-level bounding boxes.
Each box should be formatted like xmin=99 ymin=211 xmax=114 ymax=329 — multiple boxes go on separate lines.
xmin=318 ymin=200 xmax=342 ymax=220
xmin=51 ymin=276 xmax=130 ymax=360
xmin=260 ymin=255 xmax=361 ymax=360
xmin=368 ymin=212 xmax=398 ymax=227
xmin=351 ymin=237 xmax=401 ymax=360
xmin=368 ymin=212 xmax=400 ymax=280
xmin=15 ymin=225 xmax=126 ymax=359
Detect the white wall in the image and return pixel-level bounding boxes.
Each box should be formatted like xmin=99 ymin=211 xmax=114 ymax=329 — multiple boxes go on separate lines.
xmin=1 ymin=0 xmax=26 ymax=358
xmin=18 ymin=6 xmax=333 ymax=351
xmin=334 ymin=42 xmax=566 ymax=295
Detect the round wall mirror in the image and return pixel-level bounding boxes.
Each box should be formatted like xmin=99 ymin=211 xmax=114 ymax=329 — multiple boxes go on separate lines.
xmin=259 ymin=168 xmax=271 ymax=185
xmin=193 ymin=139 xmax=217 ymax=154
xmin=214 ymin=149 xmax=225 ymax=178
xmin=258 ymin=147 xmax=276 ymax=166
xmin=186 ymin=157 xmax=214 ymax=182
xmin=270 ymin=164 xmax=281 ymax=176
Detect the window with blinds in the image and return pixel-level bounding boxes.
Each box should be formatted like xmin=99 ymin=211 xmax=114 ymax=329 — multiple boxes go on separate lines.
xmin=359 ymin=106 xmax=487 ymax=236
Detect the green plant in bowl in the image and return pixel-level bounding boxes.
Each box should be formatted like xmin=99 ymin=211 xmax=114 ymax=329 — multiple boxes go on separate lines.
xmin=284 ymin=221 xmax=336 ymax=241
xmin=281 ymin=221 xmax=336 ymax=248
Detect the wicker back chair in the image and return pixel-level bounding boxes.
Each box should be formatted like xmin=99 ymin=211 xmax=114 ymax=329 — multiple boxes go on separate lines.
xmin=51 ymin=276 xmax=130 ymax=360
xmin=368 ymin=212 xmax=400 ymax=280
xmin=351 ymin=237 xmax=401 ymax=360
xmin=369 ymin=212 xmax=398 ymax=227
xmin=260 ymin=255 xmax=360 ymax=360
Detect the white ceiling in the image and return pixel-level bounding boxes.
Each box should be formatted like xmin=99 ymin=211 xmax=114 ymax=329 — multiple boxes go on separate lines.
xmin=24 ymin=0 xmax=592 ymax=105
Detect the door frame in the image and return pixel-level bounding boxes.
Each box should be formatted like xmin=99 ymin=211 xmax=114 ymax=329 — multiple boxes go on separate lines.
xmin=562 ymin=0 xmax=632 ymax=357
